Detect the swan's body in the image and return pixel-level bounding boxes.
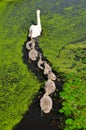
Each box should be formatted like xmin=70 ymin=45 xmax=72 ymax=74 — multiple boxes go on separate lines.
xmin=44 ymin=61 xmax=52 ymax=75
xmin=29 ymin=10 xmax=42 ymax=38
xmin=29 ymin=49 xmax=38 ymax=61
xmin=45 ymin=79 xmax=56 ymax=95
xmin=48 ymin=71 xmax=56 ymax=81
xmin=37 ymin=53 xmax=44 ymax=70
xmin=40 ymin=94 xmax=53 ymax=113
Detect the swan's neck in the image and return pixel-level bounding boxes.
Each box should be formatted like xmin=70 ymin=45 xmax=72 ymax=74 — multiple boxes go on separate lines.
xmin=37 ymin=12 xmax=41 ymax=26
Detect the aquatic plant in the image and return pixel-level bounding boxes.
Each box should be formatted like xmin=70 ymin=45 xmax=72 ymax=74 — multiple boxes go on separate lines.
xmin=0 ymin=0 xmax=86 ymax=130
xmin=60 ymin=74 xmax=86 ymax=130
xmin=0 ymin=1 xmax=41 ymax=130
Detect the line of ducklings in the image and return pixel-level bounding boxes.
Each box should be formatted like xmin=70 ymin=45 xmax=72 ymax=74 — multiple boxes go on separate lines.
xmin=26 ymin=37 xmax=57 ymax=113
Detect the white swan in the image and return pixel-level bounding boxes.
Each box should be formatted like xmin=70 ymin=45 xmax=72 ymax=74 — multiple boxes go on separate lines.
xmin=40 ymin=93 xmax=53 ymax=113
xmin=29 ymin=10 xmax=42 ymax=38
xmin=45 ymin=79 xmax=56 ymax=95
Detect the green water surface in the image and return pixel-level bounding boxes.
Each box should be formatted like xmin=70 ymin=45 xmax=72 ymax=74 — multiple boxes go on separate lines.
xmin=0 ymin=0 xmax=86 ymax=130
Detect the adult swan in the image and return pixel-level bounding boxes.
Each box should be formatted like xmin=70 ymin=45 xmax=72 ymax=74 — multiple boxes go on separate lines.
xmin=29 ymin=9 xmax=42 ymax=38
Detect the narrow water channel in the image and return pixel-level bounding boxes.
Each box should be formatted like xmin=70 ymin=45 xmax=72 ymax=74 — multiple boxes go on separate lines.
xmin=13 ymin=36 xmax=65 ymax=130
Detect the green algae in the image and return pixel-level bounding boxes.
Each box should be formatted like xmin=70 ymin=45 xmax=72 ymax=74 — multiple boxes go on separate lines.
xmin=39 ymin=3 xmax=86 ymax=129
xmin=0 ymin=1 xmax=41 ymax=130
xmin=0 ymin=0 xmax=86 ymax=130
xmin=60 ymin=74 xmax=86 ymax=130
xmin=40 ymin=11 xmax=86 ymax=72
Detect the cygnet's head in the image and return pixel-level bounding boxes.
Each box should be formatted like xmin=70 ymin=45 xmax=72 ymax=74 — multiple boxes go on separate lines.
xmin=43 ymin=61 xmax=47 ymax=64
xmin=37 ymin=9 xmax=40 ymax=14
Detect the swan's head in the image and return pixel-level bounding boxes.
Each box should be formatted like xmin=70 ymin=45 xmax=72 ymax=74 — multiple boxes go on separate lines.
xmin=37 ymin=9 xmax=40 ymax=14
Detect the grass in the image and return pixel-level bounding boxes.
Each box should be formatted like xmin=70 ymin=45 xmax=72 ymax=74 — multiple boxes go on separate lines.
xmin=0 ymin=0 xmax=86 ymax=130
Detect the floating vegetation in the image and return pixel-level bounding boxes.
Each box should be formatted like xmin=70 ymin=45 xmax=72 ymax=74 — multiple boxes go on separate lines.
xmin=0 ymin=0 xmax=86 ymax=130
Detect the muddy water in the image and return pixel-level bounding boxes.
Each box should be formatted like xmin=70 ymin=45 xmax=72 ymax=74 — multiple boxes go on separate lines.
xmin=13 ymin=36 xmax=65 ymax=130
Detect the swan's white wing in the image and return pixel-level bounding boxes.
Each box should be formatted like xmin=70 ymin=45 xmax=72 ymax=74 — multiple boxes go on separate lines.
xmin=29 ymin=25 xmax=41 ymax=38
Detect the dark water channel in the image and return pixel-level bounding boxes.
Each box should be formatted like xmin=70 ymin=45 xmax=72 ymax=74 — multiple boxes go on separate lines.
xmin=13 ymin=34 xmax=65 ymax=130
